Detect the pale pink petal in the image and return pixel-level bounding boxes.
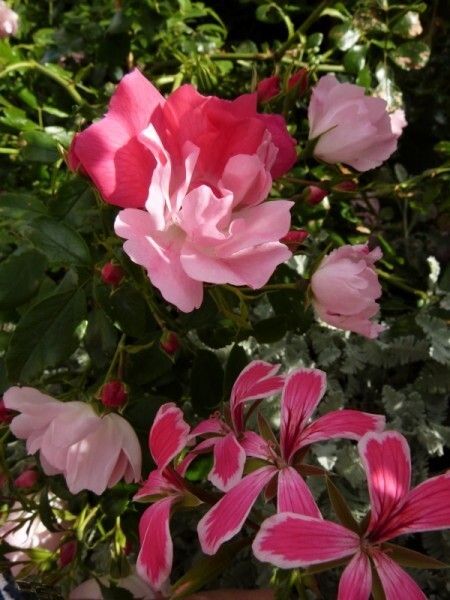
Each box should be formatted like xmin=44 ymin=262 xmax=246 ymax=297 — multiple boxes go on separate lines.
xmin=300 ymin=410 xmax=385 ymax=447
xmin=230 ymin=361 xmax=284 ymax=433
xmin=181 ymin=240 xmax=292 ymax=289
xmin=280 ymin=368 xmax=327 ymax=461
xmin=198 ymin=466 xmax=277 ymax=555
xmin=372 ymin=550 xmax=427 ymax=600
xmin=382 ymin=471 xmax=450 ymax=541
xmin=149 ymin=403 xmax=190 ymax=470
xmin=358 ymin=431 xmax=411 ymax=539
xmin=69 ymin=579 xmax=103 ymax=600
xmin=107 ymin=413 xmax=142 ymax=483
xmin=253 ymin=513 xmax=359 ymax=568
xmin=115 ymin=209 xmax=203 ymax=312
xmin=219 ymin=154 xmax=272 ymax=207
xmin=337 ymin=551 xmax=372 ymax=600
xmin=277 ymin=467 xmax=321 ymax=518
xmin=209 ymin=432 xmax=246 ymax=492
xmin=137 ymin=497 xmax=176 ymax=590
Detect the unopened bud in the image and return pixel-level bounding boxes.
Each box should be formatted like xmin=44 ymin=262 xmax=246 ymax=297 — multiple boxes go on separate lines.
xmin=160 ymin=332 xmax=180 ymax=354
xmin=281 ymin=230 xmax=309 ymax=252
xmin=101 ymin=380 xmax=128 ymax=408
xmin=304 ymin=185 xmax=328 ymax=206
xmin=0 ymin=400 xmax=12 ymax=423
xmin=101 ymin=262 xmax=125 ymax=286
xmin=60 ymin=540 xmax=77 ymax=566
xmin=334 ymin=180 xmax=357 ymax=192
xmin=287 ymin=68 xmax=309 ymax=96
xmin=257 ymin=76 xmax=281 ymax=103
xmin=14 ymin=469 xmax=38 ymax=488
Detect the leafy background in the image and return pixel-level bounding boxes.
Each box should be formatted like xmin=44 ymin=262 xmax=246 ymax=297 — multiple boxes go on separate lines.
xmin=0 ymin=0 xmax=449 ymax=597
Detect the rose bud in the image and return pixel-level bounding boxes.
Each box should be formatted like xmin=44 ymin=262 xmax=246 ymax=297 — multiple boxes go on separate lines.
xmin=281 ymin=230 xmax=309 ymax=252
xmin=304 ymin=185 xmax=328 ymax=206
xmin=101 ymin=262 xmax=125 ymax=286
xmin=287 ymin=68 xmax=308 ymax=97
xmin=160 ymin=331 xmax=180 ymax=354
xmin=14 ymin=469 xmax=38 ymax=488
xmin=0 ymin=399 xmax=12 ymax=423
xmin=60 ymin=540 xmax=77 ymax=567
xmin=257 ymin=76 xmax=281 ymax=103
xmin=101 ymin=381 xmax=128 ymax=408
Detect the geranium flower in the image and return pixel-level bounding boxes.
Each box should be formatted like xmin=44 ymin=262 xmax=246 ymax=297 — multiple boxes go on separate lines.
xmin=69 ymin=70 xmax=297 ymax=312
xmin=253 ymin=430 xmax=450 ymax=600
xmin=187 ymin=360 xmax=285 ymax=492
xmin=135 ymin=403 xmax=199 ymax=590
xmin=308 ymin=75 xmax=397 ymax=171
xmin=197 ymin=369 xmax=384 ymax=555
xmin=3 ymin=387 xmax=141 ymax=495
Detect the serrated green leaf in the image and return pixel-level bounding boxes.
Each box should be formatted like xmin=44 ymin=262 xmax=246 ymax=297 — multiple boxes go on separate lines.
xmin=0 ymin=193 xmax=47 ymax=219
xmin=21 ymin=130 xmax=60 ymax=162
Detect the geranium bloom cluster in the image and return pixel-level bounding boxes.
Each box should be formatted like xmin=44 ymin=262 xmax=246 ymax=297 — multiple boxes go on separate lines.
xmin=134 ymin=360 xmax=385 ymax=590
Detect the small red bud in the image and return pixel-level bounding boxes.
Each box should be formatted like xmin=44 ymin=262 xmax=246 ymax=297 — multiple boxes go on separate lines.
xmin=60 ymin=540 xmax=77 ymax=566
xmin=160 ymin=332 xmax=180 ymax=354
xmin=0 ymin=400 xmax=12 ymax=423
xmin=125 ymin=539 xmax=133 ymax=556
xmin=14 ymin=469 xmax=38 ymax=488
xmin=334 ymin=180 xmax=357 ymax=192
xmin=101 ymin=381 xmax=128 ymax=408
xmin=281 ymin=230 xmax=309 ymax=252
xmin=101 ymin=263 xmax=125 ymax=286
xmin=257 ymin=76 xmax=281 ymax=103
xmin=304 ymin=186 xmax=328 ymax=206
xmin=287 ymin=68 xmax=309 ymax=96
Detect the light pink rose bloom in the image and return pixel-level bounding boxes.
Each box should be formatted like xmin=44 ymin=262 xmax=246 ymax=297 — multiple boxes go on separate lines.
xmin=308 ymin=75 xmax=397 ymax=171
xmin=69 ymin=70 xmax=297 ymax=312
xmin=389 ymin=108 xmax=407 ymax=138
xmin=0 ymin=502 xmax=63 ymax=577
xmin=0 ymin=1 xmax=19 ymax=37
xmin=4 ymin=387 xmax=141 ymax=495
xmin=310 ymin=244 xmax=384 ymax=338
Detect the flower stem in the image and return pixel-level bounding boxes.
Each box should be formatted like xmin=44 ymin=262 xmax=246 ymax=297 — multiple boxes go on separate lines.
xmin=0 ymin=60 xmax=85 ymax=106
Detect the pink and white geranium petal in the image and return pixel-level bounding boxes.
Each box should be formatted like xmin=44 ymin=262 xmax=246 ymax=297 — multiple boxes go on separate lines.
xmin=198 ymin=466 xmax=277 ymax=555
xmin=300 ymin=410 xmax=385 ymax=447
xmin=209 ymin=432 xmax=246 ymax=492
xmin=252 ymin=513 xmax=359 ymax=569
xmin=277 ymin=467 xmax=321 ymax=518
xmin=372 ymin=550 xmax=427 ymax=600
xmin=149 ymin=403 xmax=190 ymax=470
xmin=337 ymin=551 xmax=372 ymax=600
xmin=137 ymin=497 xmax=176 ymax=590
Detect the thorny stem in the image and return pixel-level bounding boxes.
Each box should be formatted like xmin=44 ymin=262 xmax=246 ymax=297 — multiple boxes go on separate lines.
xmin=0 ymin=61 xmax=85 ymax=106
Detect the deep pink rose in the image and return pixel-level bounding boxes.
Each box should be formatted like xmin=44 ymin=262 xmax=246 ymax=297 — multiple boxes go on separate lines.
xmin=70 ymin=70 xmax=296 ymax=312
xmin=310 ymin=244 xmax=384 ymax=338
xmin=0 ymin=1 xmax=19 ymax=37
xmin=4 ymin=387 xmax=141 ymax=494
xmin=308 ymin=75 xmax=397 ymax=171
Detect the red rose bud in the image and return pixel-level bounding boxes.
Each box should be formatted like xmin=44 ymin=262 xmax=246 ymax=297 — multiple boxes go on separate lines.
xmin=125 ymin=539 xmax=133 ymax=556
xmin=60 ymin=540 xmax=77 ymax=567
xmin=160 ymin=331 xmax=180 ymax=354
xmin=304 ymin=185 xmax=328 ymax=206
xmin=0 ymin=400 xmax=12 ymax=423
xmin=282 ymin=230 xmax=309 ymax=251
xmin=101 ymin=381 xmax=128 ymax=408
xmin=257 ymin=76 xmax=281 ymax=103
xmin=101 ymin=262 xmax=125 ymax=286
xmin=287 ymin=68 xmax=308 ymax=97
xmin=334 ymin=180 xmax=357 ymax=192
xmin=14 ymin=469 xmax=38 ymax=488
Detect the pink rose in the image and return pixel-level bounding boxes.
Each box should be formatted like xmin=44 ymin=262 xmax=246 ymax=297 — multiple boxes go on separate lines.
xmin=308 ymin=75 xmax=397 ymax=171
xmin=0 ymin=502 xmax=63 ymax=577
xmin=389 ymin=108 xmax=407 ymax=138
xmin=0 ymin=1 xmax=19 ymax=37
xmin=69 ymin=571 xmax=163 ymax=599
xmin=69 ymin=70 xmax=296 ymax=312
xmin=310 ymin=244 xmax=385 ymax=338
xmin=4 ymin=387 xmax=141 ymax=495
